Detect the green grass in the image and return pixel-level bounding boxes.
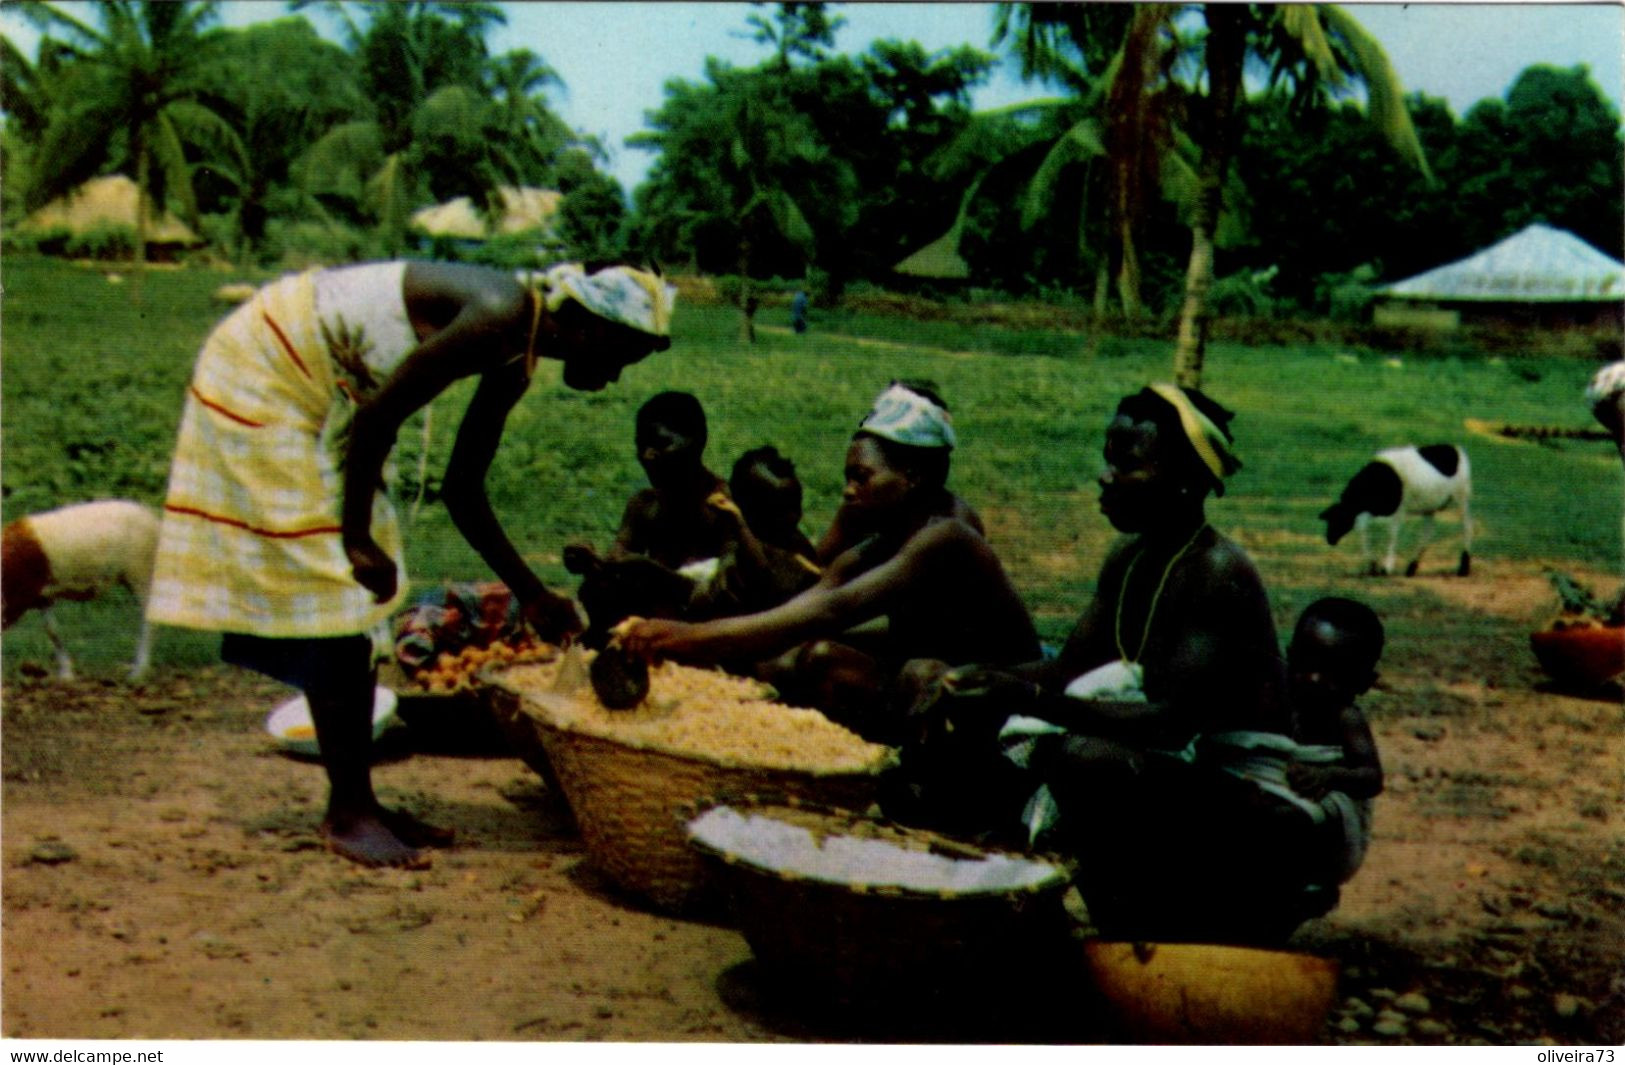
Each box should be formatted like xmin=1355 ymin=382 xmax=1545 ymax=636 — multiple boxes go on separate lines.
xmin=2 ymin=254 xmax=1617 ymax=675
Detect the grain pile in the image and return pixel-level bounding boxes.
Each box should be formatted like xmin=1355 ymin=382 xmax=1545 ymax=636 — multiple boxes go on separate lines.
xmin=497 ymin=657 xmax=894 ymax=773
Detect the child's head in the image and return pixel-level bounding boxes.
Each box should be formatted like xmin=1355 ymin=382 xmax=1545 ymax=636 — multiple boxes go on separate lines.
xmin=1288 ymin=597 xmax=1384 ymax=717
xmin=635 ymin=391 xmax=707 ymax=488
xmin=730 ymin=446 xmax=804 ymax=539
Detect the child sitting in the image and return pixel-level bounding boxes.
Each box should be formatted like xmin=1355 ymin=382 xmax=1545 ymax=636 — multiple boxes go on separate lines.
xmin=1281 ymin=595 xmax=1385 ymax=887
xmin=611 ymin=390 xmax=734 ymax=571
xmin=703 ymin=446 xmax=821 ymax=613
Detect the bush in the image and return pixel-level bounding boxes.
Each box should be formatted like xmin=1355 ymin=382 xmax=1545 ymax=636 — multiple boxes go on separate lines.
xmin=260 ymin=218 xmax=387 ymax=269
xmin=62 ymin=223 xmax=138 ymax=261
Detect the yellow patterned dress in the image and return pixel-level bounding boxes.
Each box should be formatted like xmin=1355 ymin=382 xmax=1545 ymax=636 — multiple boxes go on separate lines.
xmin=147 ymin=264 xmax=413 ymax=637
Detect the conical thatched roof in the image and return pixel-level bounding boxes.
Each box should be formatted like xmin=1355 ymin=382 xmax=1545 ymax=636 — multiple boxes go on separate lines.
xmin=410 ymin=186 xmax=562 ymax=240
xmin=20 ymin=175 xmax=202 ymax=245
xmin=1382 ymin=224 xmax=1625 ymax=303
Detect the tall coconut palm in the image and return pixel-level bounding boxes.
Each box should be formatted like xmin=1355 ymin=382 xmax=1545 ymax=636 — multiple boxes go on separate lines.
xmin=1151 ymin=4 xmax=1431 ymax=386
xmin=11 ymin=0 xmax=241 ymax=265
xmin=909 ymin=3 xmax=1178 ymax=320
xmin=984 ymin=3 xmax=1428 ymax=386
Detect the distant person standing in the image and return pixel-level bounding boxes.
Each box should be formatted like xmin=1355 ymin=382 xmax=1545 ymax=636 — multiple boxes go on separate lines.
xmin=791 ymin=290 xmax=809 ymax=335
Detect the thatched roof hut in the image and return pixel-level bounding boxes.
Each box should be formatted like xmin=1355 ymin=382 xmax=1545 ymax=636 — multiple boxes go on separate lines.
xmin=409 ymin=186 xmax=562 ymax=241
xmin=19 ymin=175 xmax=202 ymax=248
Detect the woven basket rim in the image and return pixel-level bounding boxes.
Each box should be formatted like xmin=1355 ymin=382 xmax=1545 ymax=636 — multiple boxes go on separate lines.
xmin=683 ymin=794 xmax=1073 ymax=902
xmin=485 ymin=672 xmax=898 ymax=778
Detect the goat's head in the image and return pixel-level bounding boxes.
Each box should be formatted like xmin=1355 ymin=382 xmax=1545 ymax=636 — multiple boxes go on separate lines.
xmin=1319 ymin=504 xmax=1355 ymax=546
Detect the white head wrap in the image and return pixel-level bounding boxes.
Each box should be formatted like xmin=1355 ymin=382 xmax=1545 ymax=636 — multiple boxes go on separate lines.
xmin=524 ymin=263 xmax=677 ymax=337
xmin=1585 ymin=361 xmax=1625 ymax=409
xmin=858 ymin=383 xmax=957 ymax=449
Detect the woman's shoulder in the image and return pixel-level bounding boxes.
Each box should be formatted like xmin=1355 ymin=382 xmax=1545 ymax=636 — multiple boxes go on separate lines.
xmin=946 ymin=493 xmax=984 ymax=533
xmin=1198 ymin=526 xmax=1265 ymax=580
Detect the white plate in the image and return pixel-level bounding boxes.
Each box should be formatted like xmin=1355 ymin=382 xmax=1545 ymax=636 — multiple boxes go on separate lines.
xmin=265 ymin=686 xmax=399 ymax=756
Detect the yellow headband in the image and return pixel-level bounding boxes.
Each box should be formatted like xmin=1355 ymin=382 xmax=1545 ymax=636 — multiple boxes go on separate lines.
xmin=1147 ymin=382 xmax=1241 ymax=483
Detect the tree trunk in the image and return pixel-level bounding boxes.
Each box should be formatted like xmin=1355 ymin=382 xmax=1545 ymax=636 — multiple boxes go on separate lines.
xmin=737 ymin=236 xmax=756 ymax=345
xmin=1117 ymin=210 xmax=1144 ymax=320
xmin=1172 ymin=4 xmax=1247 ymax=390
xmin=134 ymin=147 xmax=151 ymax=271
xmin=1114 ymin=160 xmax=1144 ymax=319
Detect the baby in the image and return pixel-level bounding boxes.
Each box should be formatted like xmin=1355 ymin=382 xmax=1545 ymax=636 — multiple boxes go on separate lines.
xmin=691 ymin=446 xmax=821 ymax=617
xmin=1283 ymin=596 xmax=1386 ymax=885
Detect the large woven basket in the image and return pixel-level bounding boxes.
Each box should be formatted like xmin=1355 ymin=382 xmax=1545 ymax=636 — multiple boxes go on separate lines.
xmin=686 ymin=797 xmax=1075 ymax=1007
xmin=486 ymin=674 xmax=892 ymax=913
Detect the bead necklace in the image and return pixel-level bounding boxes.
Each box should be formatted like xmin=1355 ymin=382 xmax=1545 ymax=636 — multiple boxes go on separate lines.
xmin=1113 ymin=522 xmax=1209 ymax=664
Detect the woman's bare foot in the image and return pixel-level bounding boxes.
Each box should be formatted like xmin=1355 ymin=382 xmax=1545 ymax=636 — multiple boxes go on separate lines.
xmin=378 ymin=806 xmax=455 ymax=848
xmin=320 ymin=815 xmax=430 ymax=869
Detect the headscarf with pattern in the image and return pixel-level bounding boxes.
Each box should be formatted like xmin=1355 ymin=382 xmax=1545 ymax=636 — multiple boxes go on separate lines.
xmin=858 ymin=382 xmax=957 ymax=449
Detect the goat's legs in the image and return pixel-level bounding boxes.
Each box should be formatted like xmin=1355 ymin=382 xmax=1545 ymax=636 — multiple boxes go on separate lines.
xmin=1457 ymin=493 xmax=1473 ymax=576
xmin=40 ymin=607 xmax=75 ymax=680
xmin=1358 ymin=519 xmax=1380 ymax=576
xmin=128 ymin=616 xmax=153 ymax=681
xmin=1383 ymin=515 xmax=1405 ymax=576
xmin=1405 ymin=513 xmax=1438 ymax=577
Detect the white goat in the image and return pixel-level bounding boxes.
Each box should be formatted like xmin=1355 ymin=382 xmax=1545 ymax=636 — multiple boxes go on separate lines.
xmin=1319 ymin=445 xmax=1472 ymax=577
xmin=1 ymin=500 xmax=161 ymax=679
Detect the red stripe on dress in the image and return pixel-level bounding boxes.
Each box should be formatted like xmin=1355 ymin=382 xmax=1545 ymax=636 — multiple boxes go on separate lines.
xmin=163 ymin=504 xmax=342 ymax=539
xmin=190 ymin=386 xmax=265 ymax=427
xmin=262 ymin=312 xmax=312 ymax=379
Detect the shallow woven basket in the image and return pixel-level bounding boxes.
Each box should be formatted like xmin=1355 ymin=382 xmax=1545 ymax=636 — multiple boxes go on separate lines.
xmin=486 ymin=674 xmax=892 ymax=913
xmin=686 ymin=797 xmax=1075 ymax=1005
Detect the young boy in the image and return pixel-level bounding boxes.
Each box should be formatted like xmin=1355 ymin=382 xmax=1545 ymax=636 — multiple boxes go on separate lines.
xmin=611 ymin=391 xmax=734 ymax=571
xmin=1282 ymin=596 xmax=1386 ymax=886
xmin=709 ymin=446 xmax=821 ymax=610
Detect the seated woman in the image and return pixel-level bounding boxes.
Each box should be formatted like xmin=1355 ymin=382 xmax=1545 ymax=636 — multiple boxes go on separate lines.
xmin=620 ymin=382 xmax=1039 ymax=741
xmin=814 ymin=381 xmax=984 ymax=564
xmin=902 ymin=384 xmax=1292 ymax=940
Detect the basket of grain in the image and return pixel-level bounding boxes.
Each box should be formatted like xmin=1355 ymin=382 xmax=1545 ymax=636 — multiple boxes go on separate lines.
xmin=684 ymin=797 xmax=1074 ymax=1007
xmin=1080 ymin=940 xmax=1339 ymax=1044
xmin=484 ymin=656 xmax=897 ymax=913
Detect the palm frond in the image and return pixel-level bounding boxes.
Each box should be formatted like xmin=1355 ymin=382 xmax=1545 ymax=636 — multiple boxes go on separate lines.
xmin=1320 ymin=5 xmax=1433 ymax=182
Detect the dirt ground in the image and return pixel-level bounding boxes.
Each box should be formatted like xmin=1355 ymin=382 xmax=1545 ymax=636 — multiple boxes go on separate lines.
xmin=2 ymin=560 xmax=1622 ymax=1045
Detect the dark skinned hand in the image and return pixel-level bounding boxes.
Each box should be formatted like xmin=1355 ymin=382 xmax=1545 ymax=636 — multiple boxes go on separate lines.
xmin=522 ymin=593 xmax=584 ymax=646
xmin=346 ymin=539 xmax=398 ymax=603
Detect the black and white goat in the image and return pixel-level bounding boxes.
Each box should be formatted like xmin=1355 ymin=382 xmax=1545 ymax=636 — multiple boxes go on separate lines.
xmin=1319 ymin=445 xmax=1472 ymax=577
xmin=1 ymin=500 xmax=160 ymax=679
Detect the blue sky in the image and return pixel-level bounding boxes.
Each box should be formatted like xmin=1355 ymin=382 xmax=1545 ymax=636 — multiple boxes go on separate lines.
xmin=3 ymin=2 xmax=1621 ymax=194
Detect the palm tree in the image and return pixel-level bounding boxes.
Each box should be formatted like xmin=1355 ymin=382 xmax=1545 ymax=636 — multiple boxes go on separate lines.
xmin=982 ymin=3 xmax=1428 ymax=386
xmin=910 ymin=4 xmax=1175 ymax=320
xmin=631 ymin=58 xmax=856 ymax=343
xmin=10 ymin=0 xmax=241 ymax=265
xmin=291 ymin=1 xmax=522 ymax=252
xmin=199 ymin=18 xmax=364 ymax=259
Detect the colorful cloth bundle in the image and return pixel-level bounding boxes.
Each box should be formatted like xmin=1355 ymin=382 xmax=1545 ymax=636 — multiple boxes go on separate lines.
xmin=392 ymin=581 xmax=522 ymax=673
